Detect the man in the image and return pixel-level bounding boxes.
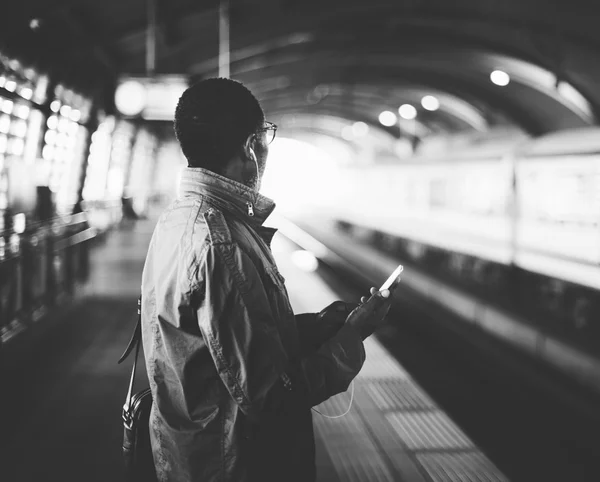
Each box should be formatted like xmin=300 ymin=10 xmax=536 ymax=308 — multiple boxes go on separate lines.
xmin=141 ymin=78 xmax=392 ymax=482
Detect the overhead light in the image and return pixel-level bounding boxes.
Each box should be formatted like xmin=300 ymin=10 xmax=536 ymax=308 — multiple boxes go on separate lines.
xmin=15 ymin=105 xmax=30 ymax=120
xmin=14 ymin=120 xmax=27 ymax=138
xmin=1 ymin=100 xmax=13 ymax=115
xmin=114 ymin=80 xmax=146 ymax=116
xmin=13 ymin=213 xmax=26 ymax=234
xmin=29 ymin=18 xmax=42 ymax=31
xmin=490 ymin=70 xmax=510 ymax=86
xmin=399 ymin=104 xmax=417 ymax=120
xmin=47 ymin=115 xmax=58 ymax=130
xmin=379 ymin=110 xmax=397 ymax=127
xmin=44 ymin=130 xmax=56 ymax=144
xmin=341 ymin=126 xmax=354 ymax=141
xmin=0 ymin=115 xmax=10 ymax=133
xmin=11 ymin=138 xmax=25 ymax=156
xmin=20 ymin=87 xmax=33 ymax=100
xmin=291 ymin=250 xmax=319 ymax=272
xmin=70 ymin=109 xmax=81 ymax=122
xmin=421 ymin=95 xmax=439 ymax=111
xmin=352 ymin=121 xmax=369 ymax=137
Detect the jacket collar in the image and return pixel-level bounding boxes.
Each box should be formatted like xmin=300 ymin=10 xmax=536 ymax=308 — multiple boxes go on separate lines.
xmin=178 ymin=167 xmax=276 ymax=228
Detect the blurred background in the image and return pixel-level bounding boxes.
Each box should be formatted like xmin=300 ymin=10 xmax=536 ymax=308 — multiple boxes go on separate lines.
xmin=1 ymin=1 xmax=600 ymax=481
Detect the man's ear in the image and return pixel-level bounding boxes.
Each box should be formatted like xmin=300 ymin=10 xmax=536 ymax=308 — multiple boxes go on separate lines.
xmin=243 ymin=134 xmax=257 ymax=163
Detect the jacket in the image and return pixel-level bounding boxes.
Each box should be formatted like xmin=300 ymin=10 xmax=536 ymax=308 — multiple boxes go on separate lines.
xmin=140 ymin=167 xmax=366 ymax=481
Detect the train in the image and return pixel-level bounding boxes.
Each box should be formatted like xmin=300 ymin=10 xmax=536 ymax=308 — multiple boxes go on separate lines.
xmin=283 ymin=126 xmax=600 ymax=356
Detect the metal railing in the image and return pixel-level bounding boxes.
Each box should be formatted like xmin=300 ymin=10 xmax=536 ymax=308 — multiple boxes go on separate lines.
xmin=0 ymin=212 xmax=97 ymax=344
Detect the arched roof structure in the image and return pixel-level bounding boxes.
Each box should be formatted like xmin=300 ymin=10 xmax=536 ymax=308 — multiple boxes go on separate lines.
xmin=2 ymin=0 xmax=599 ymax=139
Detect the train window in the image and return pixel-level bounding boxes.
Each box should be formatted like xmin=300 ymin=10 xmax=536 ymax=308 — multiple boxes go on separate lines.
xmin=82 ymin=117 xmax=116 ymax=202
xmin=38 ymin=87 xmax=93 ymax=215
xmin=0 ymin=52 xmax=48 ymax=225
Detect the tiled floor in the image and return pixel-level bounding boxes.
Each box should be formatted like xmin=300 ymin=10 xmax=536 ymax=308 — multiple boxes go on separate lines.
xmin=3 ymin=219 xmax=508 ymax=482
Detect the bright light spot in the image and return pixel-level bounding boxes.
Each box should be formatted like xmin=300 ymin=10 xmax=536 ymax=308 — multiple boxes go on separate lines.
xmin=421 ymin=95 xmax=440 ymax=111
xmin=42 ymin=145 xmax=54 ymax=160
xmin=58 ymin=117 xmax=70 ymax=132
xmin=291 ymin=250 xmax=319 ymax=272
xmin=50 ymin=100 xmax=61 ymax=112
xmin=0 ymin=134 xmax=7 ymax=153
xmin=115 ymin=80 xmax=146 ymax=116
xmin=14 ymin=120 xmax=27 ymax=138
xmin=47 ymin=115 xmax=58 ymax=130
xmin=261 ymin=137 xmax=337 ymax=215
xmin=56 ymin=133 xmax=68 ymax=147
xmin=1 ymin=100 xmax=13 ymax=115
xmin=0 ymin=115 xmax=10 ymax=134
xmin=5 ymin=80 xmax=16 ymax=92
xmin=0 ymin=76 xmax=5 ymax=88
xmin=20 ymin=87 xmax=33 ymax=100
xmin=379 ymin=110 xmax=397 ymax=127
xmin=352 ymin=121 xmax=369 ymax=137
xmin=399 ymin=104 xmax=417 ymax=120
xmin=60 ymin=105 xmax=71 ymax=117
xmin=490 ymin=70 xmax=510 ymax=86
xmin=44 ymin=130 xmax=56 ymax=144
xmin=15 ymin=104 xmax=30 ymax=119
xmin=13 ymin=213 xmax=26 ymax=234
xmin=341 ymin=126 xmax=354 ymax=141
xmin=70 ymin=109 xmax=81 ymax=122
xmin=11 ymin=138 xmax=24 ymax=156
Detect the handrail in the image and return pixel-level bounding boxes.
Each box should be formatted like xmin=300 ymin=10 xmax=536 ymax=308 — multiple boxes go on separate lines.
xmin=0 ymin=212 xmax=90 ymax=239
xmin=54 ymin=227 xmax=97 ymax=251
xmin=0 ymin=212 xmax=94 ymax=264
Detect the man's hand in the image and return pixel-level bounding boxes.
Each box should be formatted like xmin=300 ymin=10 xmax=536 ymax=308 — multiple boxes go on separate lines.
xmin=346 ymin=287 xmax=392 ymax=340
xmin=314 ymin=300 xmax=357 ymax=342
xmin=297 ymin=301 xmax=358 ymax=355
xmin=317 ymin=300 xmax=357 ymax=326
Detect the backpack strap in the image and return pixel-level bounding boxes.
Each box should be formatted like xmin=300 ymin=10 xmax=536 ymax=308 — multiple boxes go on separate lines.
xmin=118 ymin=297 xmax=142 ymax=426
xmin=118 ymin=296 xmax=141 ymax=364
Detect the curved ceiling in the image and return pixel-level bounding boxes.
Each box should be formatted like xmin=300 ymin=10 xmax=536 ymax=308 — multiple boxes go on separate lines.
xmin=2 ymin=0 xmax=600 ymax=139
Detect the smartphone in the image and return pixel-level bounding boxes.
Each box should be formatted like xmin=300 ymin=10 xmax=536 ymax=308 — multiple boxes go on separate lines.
xmin=379 ymin=264 xmax=404 ymax=292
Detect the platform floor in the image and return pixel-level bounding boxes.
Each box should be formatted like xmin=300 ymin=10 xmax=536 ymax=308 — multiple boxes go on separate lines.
xmin=3 ymin=219 xmax=507 ymax=482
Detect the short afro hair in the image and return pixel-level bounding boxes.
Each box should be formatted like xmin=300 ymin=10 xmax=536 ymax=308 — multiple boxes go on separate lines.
xmin=174 ymin=78 xmax=265 ymax=172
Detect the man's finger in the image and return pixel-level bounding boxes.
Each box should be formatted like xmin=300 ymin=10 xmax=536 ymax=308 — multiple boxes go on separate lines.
xmin=369 ymin=289 xmax=390 ymax=300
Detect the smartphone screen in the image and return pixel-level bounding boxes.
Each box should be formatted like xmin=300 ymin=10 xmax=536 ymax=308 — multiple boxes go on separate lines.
xmin=380 ymin=264 xmax=404 ymax=291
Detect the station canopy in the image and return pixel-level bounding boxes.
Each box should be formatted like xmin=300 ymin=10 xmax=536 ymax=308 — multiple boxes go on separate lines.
xmin=2 ymin=0 xmax=600 ymax=140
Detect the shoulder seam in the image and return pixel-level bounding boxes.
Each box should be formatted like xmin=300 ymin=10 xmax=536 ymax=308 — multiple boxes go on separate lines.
xmin=203 ymin=208 xmax=233 ymax=245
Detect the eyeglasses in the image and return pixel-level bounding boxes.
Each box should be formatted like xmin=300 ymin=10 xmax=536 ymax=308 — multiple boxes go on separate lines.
xmin=255 ymin=121 xmax=278 ymax=145
xmin=191 ymin=117 xmax=278 ymax=145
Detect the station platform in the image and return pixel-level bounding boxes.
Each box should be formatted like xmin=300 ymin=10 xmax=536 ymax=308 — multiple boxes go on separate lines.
xmin=2 ymin=219 xmax=507 ymax=482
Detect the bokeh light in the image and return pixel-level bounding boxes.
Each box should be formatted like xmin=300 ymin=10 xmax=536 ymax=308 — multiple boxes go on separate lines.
xmin=399 ymin=104 xmax=417 ymax=120
xmin=378 ymin=111 xmax=397 ymax=127
xmin=490 ymin=70 xmax=510 ymax=86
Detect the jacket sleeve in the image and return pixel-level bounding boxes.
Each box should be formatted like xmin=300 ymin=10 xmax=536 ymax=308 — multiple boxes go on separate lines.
xmin=193 ymin=241 xmax=289 ymax=421
xmin=295 ymin=311 xmax=348 ymax=356
xmin=294 ymin=313 xmax=320 ymax=355
xmin=295 ymin=323 xmax=365 ymax=407
xmin=194 ymin=239 xmax=365 ymax=417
